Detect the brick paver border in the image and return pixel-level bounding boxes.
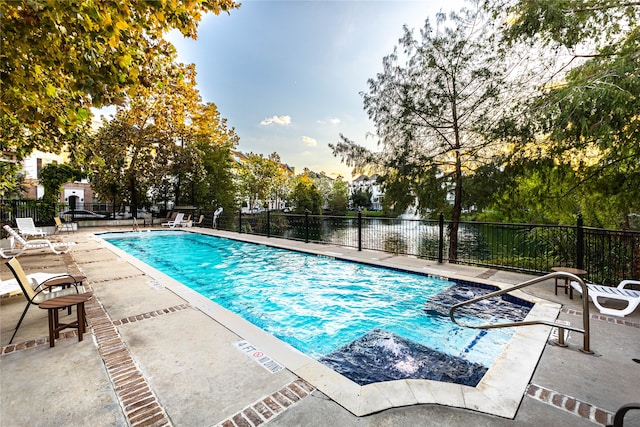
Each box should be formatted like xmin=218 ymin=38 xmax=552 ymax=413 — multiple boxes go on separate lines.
xmin=561 ymin=307 xmax=640 ymax=328
xmin=527 ymin=384 xmax=614 ymax=426
xmin=216 ymin=379 xmax=316 ymax=427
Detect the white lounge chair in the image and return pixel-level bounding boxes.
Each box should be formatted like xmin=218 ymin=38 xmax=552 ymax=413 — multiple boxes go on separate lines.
xmin=571 ymin=280 xmax=640 ymax=317
xmin=15 ymin=217 xmax=47 ymax=238
xmin=1 ymin=225 xmax=75 ymax=258
xmin=161 ymin=212 xmax=184 ymax=228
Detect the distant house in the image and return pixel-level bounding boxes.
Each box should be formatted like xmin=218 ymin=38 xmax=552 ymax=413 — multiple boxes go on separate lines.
xmin=12 ymin=150 xmax=94 ymax=209
xmin=348 ymin=174 xmax=383 ymax=210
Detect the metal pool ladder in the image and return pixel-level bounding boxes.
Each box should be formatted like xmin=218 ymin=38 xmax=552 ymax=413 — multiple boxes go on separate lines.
xmin=449 ymin=272 xmax=593 ymax=354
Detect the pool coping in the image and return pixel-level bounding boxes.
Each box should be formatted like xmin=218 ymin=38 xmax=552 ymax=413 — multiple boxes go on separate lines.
xmin=95 ymin=229 xmax=561 ymax=419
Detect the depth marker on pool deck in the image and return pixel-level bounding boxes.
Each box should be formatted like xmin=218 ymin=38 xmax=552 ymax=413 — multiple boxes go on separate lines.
xmin=235 ymin=341 xmax=284 ymax=373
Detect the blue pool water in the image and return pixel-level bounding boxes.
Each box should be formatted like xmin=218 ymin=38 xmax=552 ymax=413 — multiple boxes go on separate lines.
xmin=102 ymin=230 xmax=531 ymax=386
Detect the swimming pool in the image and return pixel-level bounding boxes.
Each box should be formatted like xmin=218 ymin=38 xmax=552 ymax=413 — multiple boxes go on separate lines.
xmin=101 ymin=230 xmax=532 ymax=387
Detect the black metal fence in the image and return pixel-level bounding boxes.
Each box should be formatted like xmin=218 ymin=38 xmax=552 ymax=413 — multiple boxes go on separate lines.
xmin=220 ymin=210 xmax=640 ymax=285
xmin=2 ymin=199 xmax=638 ymax=285
xmin=0 ymin=200 xmax=160 ymax=223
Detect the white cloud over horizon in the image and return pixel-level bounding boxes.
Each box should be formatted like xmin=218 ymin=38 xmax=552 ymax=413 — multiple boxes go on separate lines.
xmin=260 ymin=115 xmax=292 ymax=126
xmin=317 ymin=117 xmax=341 ymax=126
xmin=302 ymin=136 xmax=317 ymax=147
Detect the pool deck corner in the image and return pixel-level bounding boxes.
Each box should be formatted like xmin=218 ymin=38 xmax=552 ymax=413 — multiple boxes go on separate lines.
xmin=1 ymin=227 xmax=639 ymax=426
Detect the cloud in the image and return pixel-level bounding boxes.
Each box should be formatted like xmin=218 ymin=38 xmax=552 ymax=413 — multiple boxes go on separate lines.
xmin=302 ymin=136 xmax=317 ymax=147
xmin=260 ymin=115 xmax=292 ymax=126
xmin=317 ymin=117 xmax=341 ymax=126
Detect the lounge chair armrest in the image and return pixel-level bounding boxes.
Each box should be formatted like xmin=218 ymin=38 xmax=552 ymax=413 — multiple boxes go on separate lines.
xmin=22 ymin=239 xmax=50 ymax=245
xmin=618 ymin=280 xmax=640 ymax=291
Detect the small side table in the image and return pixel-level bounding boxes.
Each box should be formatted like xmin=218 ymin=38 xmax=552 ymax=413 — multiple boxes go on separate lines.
xmin=551 ymin=267 xmax=587 ymax=299
xmin=39 ymin=293 xmax=92 ymax=347
xmin=40 ymin=275 xmax=87 ymax=315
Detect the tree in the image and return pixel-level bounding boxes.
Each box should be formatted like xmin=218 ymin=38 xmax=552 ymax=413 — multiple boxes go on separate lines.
xmin=87 ymin=61 xmax=238 ymax=218
xmin=1 ymin=0 xmax=239 ymax=161
xmin=327 ymin=178 xmax=349 ymax=215
xmin=489 ymin=0 xmax=640 ymax=228
xmin=87 ymin=113 xmax=160 ymax=217
xmin=0 ymin=161 xmax=25 ymax=198
xmin=331 ymin=7 xmax=517 ymax=260
xmin=236 ymin=153 xmax=283 ymax=212
xmin=289 ymin=174 xmax=323 ymax=215
xmin=351 ymin=189 xmax=372 ymax=210
xmin=189 ymin=103 xmax=239 ymax=212
xmin=39 ymin=163 xmax=84 ymax=204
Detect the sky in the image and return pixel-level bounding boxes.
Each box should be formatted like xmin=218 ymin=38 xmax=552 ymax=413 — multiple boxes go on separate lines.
xmin=165 ymin=0 xmax=466 ymax=179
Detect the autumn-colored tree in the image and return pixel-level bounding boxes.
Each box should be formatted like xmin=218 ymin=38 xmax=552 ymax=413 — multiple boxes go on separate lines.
xmin=188 ymin=103 xmax=239 ymax=213
xmin=86 ymin=60 xmax=203 ymax=217
xmin=1 ymin=0 xmax=239 ymax=160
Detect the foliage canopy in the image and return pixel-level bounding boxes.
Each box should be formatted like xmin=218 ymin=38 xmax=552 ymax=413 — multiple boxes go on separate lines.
xmin=0 ymin=0 xmax=239 ymax=160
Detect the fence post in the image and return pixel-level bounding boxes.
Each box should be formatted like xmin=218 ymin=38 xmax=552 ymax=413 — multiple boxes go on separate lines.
xmin=357 ymin=210 xmax=362 ymax=251
xmin=576 ymin=213 xmax=584 ymax=270
xmin=438 ymin=212 xmax=444 ymax=263
xmin=238 ymin=209 xmax=242 ymax=234
xmin=267 ymin=209 xmax=270 ymax=238
xmin=305 ymin=210 xmax=309 ymax=243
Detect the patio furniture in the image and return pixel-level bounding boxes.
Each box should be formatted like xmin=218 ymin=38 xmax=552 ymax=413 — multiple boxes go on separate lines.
xmin=570 ymin=279 xmax=640 ymax=317
xmin=1 ymin=225 xmax=75 ymax=258
xmin=15 ymin=217 xmax=47 ymax=238
xmin=1 ymin=272 xmax=81 ymax=298
xmin=39 ymin=292 xmax=92 ymax=347
xmin=551 ymin=266 xmax=587 ymax=298
xmin=161 ymin=212 xmax=184 ymax=228
xmin=5 ymin=257 xmax=85 ymax=343
xmin=54 ymin=216 xmax=75 ymax=234
xmin=192 ymin=215 xmax=205 ymax=227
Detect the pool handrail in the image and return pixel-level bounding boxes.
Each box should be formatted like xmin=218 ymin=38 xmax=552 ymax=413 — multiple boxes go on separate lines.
xmin=449 ymin=272 xmax=593 ymax=354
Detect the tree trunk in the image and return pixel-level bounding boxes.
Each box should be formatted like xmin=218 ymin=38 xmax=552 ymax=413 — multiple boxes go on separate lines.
xmin=129 ymin=174 xmax=138 ymax=219
xmin=448 ymin=155 xmax=463 ymax=263
xmin=175 ymin=176 xmax=182 ymax=207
